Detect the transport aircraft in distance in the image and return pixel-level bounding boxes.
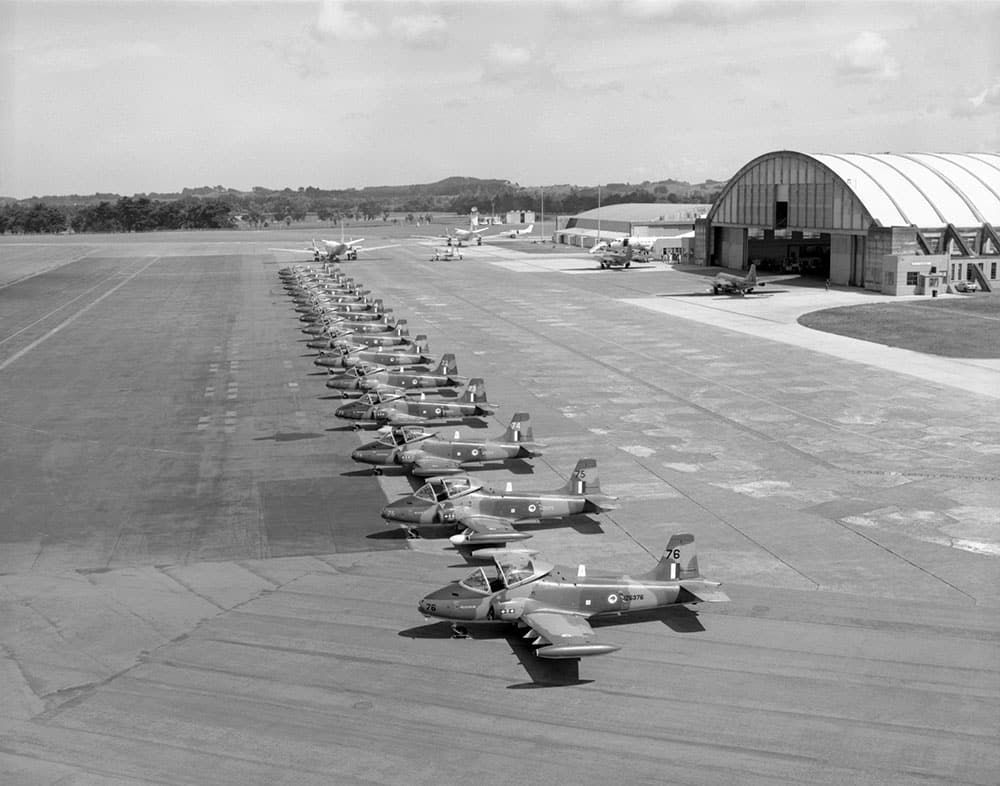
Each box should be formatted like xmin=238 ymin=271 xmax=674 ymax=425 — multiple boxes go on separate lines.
xmin=488 ymin=223 xmax=534 ymax=240
xmin=271 ymin=237 xmax=399 ymax=261
xmin=711 ymin=263 xmax=764 ymax=295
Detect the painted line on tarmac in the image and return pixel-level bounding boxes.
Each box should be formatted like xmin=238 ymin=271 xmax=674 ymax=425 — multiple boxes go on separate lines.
xmin=0 ymin=261 xmax=125 ymax=346
xmin=0 ymin=247 xmax=100 ymax=291
xmin=0 ymin=256 xmax=163 ymax=371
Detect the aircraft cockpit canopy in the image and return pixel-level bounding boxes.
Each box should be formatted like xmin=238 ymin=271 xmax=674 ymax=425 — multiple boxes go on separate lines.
xmin=356 ymin=363 xmax=387 ymax=377
xmin=413 ymin=476 xmax=480 ymax=503
xmin=495 ymin=553 xmax=552 ymax=588
xmin=376 ymin=425 xmax=427 ymax=447
xmin=360 ymin=390 xmax=401 ymax=405
xmin=458 ymin=567 xmax=493 ymax=594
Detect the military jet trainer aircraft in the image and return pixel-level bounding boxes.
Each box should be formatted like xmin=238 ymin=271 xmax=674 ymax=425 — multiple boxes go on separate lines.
xmin=307 ymin=320 xmax=407 ymax=350
xmin=321 ymin=323 xmax=414 ymax=350
xmin=417 ymin=534 xmax=728 ymax=659
xmin=314 ymin=337 xmax=431 ymax=369
xmin=300 ymin=304 xmax=394 ymax=334
xmin=711 ymin=263 xmax=763 ymax=295
xmin=351 ymin=411 xmax=544 ymax=476
xmin=380 ymin=458 xmax=617 ymax=543
xmin=335 ymin=378 xmax=493 ymax=426
xmin=325 ymin=353 xmax=464 ymax=394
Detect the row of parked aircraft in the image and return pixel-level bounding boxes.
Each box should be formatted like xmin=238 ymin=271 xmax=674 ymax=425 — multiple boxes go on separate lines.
xmin=276 ymin=247 xmax=728 ymax=670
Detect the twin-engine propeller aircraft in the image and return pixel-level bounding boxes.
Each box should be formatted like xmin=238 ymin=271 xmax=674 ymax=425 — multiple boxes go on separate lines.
xmin=417 ymin=534 xmax=728 ymax=659
xmin=335 ymin=378 xmax=494 ymax=426
xmin=271 ymin=237 xmax=399 ymax=262
xmin=380 ymin=458 xmax=617 ymax=543
xmin=351 ymin=412 xmax=544 ymax=476
xmin=711 ymin=263 xmax=763 ymax=295
xmin=488 ymin=224 xmax=534 ymax=240
xmin=420 ymin=214 xmax=489 ymax=247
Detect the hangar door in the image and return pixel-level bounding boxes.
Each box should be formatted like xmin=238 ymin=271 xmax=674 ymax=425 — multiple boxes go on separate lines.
xmin=746 ymin=230 xmax=832 ymax=278
xmin=712 ymin=226 xmax=748 ymax=270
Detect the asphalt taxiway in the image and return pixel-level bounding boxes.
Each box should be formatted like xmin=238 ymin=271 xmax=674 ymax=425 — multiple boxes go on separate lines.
xmin=1 ymin=229 xmax=997 ymax=785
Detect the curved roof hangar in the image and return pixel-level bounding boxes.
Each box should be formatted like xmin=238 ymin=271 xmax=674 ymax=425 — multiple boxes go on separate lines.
xmin=708 ymin=151 xmax=1000 ymax=231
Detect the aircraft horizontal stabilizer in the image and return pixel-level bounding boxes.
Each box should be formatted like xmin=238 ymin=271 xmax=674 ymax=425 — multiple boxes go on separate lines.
xmin=679 ymin=580 xmax=730 ymax=603
xmin=585 ymin=493 xmax=620 ymax=512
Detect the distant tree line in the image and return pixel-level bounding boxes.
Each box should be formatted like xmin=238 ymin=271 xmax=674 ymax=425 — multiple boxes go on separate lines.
xmin=1 ymin=177 xmax=724 ymax=235
xmin=0 ymin=197 xmax=235 ymax=234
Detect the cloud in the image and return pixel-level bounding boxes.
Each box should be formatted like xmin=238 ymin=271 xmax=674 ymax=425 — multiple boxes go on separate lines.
xmin=489 ymin=43 xmax=532 ymax=70
xmin=834 ymin=31 xmax=900 ymax=81
xmin=481 ymin=42 xmax=535 ymax=83
xmin=27 ymin=41 xmax=164 ymax=74
xmin=313 ymin=0 xmax=378 ymax=41
xmin=390 ymin=14 xmax=447 ymax=46
xmin=619 ymin=0 xmax=780 ymax=25
xmin=267 ymin=39 xmax=329 ymax=80
xmin=954 ymin=78 xmax=1000 ymax=117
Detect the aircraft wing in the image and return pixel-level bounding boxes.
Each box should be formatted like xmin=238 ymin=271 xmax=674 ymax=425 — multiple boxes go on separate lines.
xmin=679 ymin=580 xmax=730 ymax=603
xmin=269 ymin=247 xmax=316 ymax=254
xmin=409 ymin=456 xmax=464 ymax=477
xmin=356 ymin=244 xmax=401 ymax=253
xmin=449 ymin=515 xmax=531 ymax=546
xmin=521 ymin=611 xmax=620 ymax=659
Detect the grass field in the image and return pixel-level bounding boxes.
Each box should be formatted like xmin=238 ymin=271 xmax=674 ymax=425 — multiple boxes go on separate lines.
xmin=799 ymin=293 xmax=1000 ymax=358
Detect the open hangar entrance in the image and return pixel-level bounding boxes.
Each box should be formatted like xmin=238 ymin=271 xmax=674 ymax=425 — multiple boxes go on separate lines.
xmin=696 ymin=151 xmax=1000 ymax=292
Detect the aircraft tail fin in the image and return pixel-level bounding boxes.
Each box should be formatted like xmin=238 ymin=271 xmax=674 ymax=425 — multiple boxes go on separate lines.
xmin=432 ymin=352 xmax=458 ymax=376
xmin=414 ymin=334 xmax=429 ymax=354
xmin=561 ymin=458 xmax=599 ymax=495
xmin=643 ymin=534 xmax=701 ymax=582
xmin=746 ymin=264 xmax=757 ymax=285
xmin=462 ymin=378 xmax=489 ymax=405
xmin=393 ymin=320 xmax=409 ymax=337
xmin=502 ymin=412 xmax=533 ymax=444
xmin=523 ymin=224 xmax=534 ymax=234
xmin=559 ymin=458 xmax=617 ymax=509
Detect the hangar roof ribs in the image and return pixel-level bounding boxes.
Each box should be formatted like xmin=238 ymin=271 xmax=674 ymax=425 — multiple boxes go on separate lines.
xmin=708 ymin=151 xmax=1000 ymax=233
xmin=813 ymin=153 xmax=1000 ymax=228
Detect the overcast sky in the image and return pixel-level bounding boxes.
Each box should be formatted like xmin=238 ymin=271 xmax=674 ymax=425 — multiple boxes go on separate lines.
xmin=1 ymin=0 xmax=998 ymax=198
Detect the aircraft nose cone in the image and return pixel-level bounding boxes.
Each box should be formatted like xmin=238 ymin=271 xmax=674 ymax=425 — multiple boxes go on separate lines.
xmin=381 ymin=501 xmax=416 ymax=521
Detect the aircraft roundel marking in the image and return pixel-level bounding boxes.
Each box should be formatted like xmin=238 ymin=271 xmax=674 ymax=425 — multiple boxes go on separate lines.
xmin=434 ymin=407 xmax=442 ymax=415
xmin=608 ymin=594 xmax=618 ymax=604
xmin=471 ymin=449 xmax=479 ymax=457
xmin=528 ymin=503 xmax=537 ymax=513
